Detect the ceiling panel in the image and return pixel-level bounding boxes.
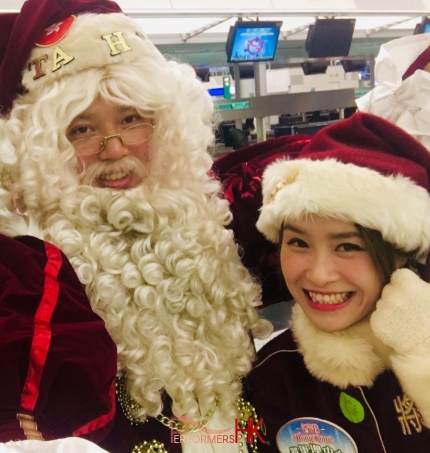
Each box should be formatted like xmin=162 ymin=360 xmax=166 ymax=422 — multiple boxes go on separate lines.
xmin=270 ymin=0 xmax=356 ymax=11
xmin=171 ymin=0 xmax=275 ymax=9
xmin=0 ymin=1 xmax=425 ymax=45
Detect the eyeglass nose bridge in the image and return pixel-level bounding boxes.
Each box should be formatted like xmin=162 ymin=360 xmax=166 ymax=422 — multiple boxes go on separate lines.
xmin=99 ymin=132 xmax=124 ymax=151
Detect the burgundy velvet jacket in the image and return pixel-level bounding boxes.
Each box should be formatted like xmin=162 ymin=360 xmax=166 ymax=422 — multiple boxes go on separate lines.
xmin=245 ymin=328 xmax=430 ymax=453
xmin=0 ymin=234 xmax=117 ymax=443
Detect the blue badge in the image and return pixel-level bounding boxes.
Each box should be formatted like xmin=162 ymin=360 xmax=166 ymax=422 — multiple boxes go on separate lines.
xmin=277 ymin=417 xmax=358 ymax=453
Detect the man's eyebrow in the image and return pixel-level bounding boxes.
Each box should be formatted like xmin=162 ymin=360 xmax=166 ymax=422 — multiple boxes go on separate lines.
xmin=71 ymin=112 xmax=91 ymax=121
xmin=71 ymin=106 xmax=135 ymax=121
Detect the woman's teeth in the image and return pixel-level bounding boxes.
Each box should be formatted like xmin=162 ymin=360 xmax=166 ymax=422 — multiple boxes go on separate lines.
xmin=308 ymin=291 xmax=350 ymax=304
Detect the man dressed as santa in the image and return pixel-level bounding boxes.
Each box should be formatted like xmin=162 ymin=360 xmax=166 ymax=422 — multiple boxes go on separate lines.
xmin=0 ymin=1 xmax=271 ymax=452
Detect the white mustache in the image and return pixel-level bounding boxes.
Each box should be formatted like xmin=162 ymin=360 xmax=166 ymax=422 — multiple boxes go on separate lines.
xmin=80 ymin=156 xmax=148 ymax=185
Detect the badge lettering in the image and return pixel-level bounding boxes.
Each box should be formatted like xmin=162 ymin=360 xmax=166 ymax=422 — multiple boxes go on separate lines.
xmin=277 ymin=418 xmax=358 ymax=453
xmin=394 ymin=394 xmax=423 ymax=435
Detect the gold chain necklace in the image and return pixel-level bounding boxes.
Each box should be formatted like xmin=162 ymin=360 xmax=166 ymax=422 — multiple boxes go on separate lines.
xmin=116 ymin=372 xmax=218 ymax=432
xmin=116 ymin=373 xmax=261 ymax=453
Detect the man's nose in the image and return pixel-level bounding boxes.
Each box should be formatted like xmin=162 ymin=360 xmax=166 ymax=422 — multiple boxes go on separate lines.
xmin=98 ymin=134 xmax=128 ymax=160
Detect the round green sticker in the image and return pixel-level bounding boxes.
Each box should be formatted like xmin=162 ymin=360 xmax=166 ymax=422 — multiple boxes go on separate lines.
xmin=339 ymin=392 xmax=365 ymax=423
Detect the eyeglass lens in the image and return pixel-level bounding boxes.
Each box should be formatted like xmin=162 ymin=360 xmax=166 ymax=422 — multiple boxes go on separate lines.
xmin=73 ymin=123 xmax=154 ymax=155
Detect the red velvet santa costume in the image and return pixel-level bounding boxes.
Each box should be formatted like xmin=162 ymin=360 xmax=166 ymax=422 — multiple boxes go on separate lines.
xmin=0 ymin=233 xmax=117 ymax=449
xmin=0 ymin=1 xmax=271 ymax=452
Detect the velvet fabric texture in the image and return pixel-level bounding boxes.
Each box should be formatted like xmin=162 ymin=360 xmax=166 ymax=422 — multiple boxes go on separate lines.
xmin=0 ymin=234 xmax=117 ymax=442
xmin=245 ymin=328 xmax=430 ymax=453
xmin=299 ymin=112 xmax=430 ymax=190
xmin=212 ymin=135 xmax=310 ymax=307
xmin=0 ymin=0 xmax=122 ymax=114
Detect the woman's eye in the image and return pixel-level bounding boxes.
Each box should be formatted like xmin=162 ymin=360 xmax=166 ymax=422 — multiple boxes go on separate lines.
xmin=337 ymin=243 xmax=364 ymax=252
xmin=287 ymin=238 xmax=308 ymax=248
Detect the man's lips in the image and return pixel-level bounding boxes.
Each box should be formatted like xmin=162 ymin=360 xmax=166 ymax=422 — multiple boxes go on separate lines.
xmin=99 ymin=170 xmax=131 ymax=181
xmin=96 ymin=171 xmax=133 ymax=188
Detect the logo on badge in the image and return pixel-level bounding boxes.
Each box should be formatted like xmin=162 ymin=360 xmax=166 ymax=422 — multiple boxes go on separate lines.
xmin=277 ymin=417 xmax=358 ymax=453
xmin=36 ymin=15 xmax=76 ymax=47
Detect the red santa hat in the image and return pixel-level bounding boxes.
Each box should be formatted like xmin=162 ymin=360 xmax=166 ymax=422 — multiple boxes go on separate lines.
xmin=257 ymin=112 xmax=430 ymax=260
xmin=0 ymin=0 xmax=125 ymax=114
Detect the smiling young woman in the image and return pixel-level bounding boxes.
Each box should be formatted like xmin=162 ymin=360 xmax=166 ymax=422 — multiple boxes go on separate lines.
xmin=245 ymin=112 xmax=430 ymax=453
xmin=279 ymin=216 xmax=385 ymax=333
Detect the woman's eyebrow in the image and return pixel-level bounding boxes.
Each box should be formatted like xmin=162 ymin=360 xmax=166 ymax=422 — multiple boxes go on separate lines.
xmin=283 ymin=224 xmax=361 ymax=239
xmin=282 ymin=224 xmax=304 ymax=234
xmin=330 ymin=232 xmax=362 ymax=240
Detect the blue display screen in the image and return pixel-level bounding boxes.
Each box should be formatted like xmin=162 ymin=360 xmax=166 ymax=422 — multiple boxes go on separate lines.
xmin=208 ymin=87 xmax=225 ymax=97
xmin=424 ymin=22 xmax=430 ymax=33
xmin=228 ymin=25 xmax=281 ymax=62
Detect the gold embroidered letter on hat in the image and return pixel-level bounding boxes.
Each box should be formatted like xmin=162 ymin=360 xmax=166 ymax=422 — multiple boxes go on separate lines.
xmin=270 ymin=170 xmax=299 ymax=203
xmin=101 ymin=31 xmax=132 ymax=56
xmin=52 ymin=47 xmax=74 ymax=72
xmin=28 ymin=55 xmax=48 ymax=80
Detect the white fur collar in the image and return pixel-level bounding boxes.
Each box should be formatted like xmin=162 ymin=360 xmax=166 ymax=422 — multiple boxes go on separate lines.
xmin=291 ymin=304 xmax=392 ymax=388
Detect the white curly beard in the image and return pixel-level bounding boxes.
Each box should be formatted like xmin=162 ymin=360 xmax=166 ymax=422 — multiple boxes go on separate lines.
xmin=16 ymin=180 xmax=262 ymax=425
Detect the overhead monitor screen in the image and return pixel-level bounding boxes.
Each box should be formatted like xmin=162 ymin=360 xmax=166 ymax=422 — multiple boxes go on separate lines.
xmin=305 ymin=18 xmax=356 ymax=58
xmin=226 ymin=21 xmax=282 ymax=63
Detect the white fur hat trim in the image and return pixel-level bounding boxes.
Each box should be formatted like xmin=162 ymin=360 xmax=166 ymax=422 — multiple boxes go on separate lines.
xmin=22 ymin=13 xmax=163 ymax=95
xmin=257 ymin=158 xmax=430 ymax=257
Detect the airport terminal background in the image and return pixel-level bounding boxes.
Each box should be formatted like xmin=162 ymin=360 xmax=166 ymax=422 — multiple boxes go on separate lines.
xmin=155 ymin=24 xmax=388 ymax=155
xmin=2 ymin=2 xmax=423 ymax=156
xmin=150 ymin=14 xmax=430 ymax=155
